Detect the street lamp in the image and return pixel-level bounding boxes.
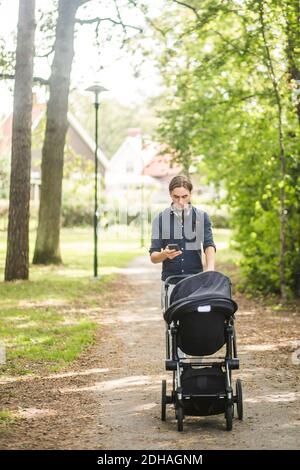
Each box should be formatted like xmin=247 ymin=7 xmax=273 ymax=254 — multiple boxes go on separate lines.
xmin=85 ymin=83 xmax=108 ymax=278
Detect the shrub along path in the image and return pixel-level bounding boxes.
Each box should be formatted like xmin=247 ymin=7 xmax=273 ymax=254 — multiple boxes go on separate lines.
xmin=0 ymin=256 xmax=299 ymax=449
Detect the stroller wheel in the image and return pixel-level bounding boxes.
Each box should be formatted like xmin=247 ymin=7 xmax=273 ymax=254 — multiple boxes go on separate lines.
xmin=161 ymin=380 xmax=167 ymax=421
xmin=176 ymin=405 xmax=184 ymax=432
xmin=225 ymin=402 xmax=233 ymax=431
xmin=236 ymin=379 xmax=243 ymax=420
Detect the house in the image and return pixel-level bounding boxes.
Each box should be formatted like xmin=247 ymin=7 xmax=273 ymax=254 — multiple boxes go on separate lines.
xmin=142 ymin=143 xmax=182 ymax=206
xmin=106 ymin=129 xmax=215 ymax=212
xmin=105 ymin=128 xmax=160 ymax=215
xmin=0 ymin=97 xmax=108 ymax=206
xmin=105 ymin=127 xmax=225 ymax=222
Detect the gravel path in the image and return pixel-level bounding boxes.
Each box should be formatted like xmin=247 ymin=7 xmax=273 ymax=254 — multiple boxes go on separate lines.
xmin=0 ymin=256 xmax=299 ymax=449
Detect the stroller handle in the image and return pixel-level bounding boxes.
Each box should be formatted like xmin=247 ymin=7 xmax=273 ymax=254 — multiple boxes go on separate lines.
xmin=164 ymin=274 xmax=192 ymax=290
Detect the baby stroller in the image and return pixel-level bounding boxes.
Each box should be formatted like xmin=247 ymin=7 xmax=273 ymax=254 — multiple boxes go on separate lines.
xmin=161 ymin=271 xmax=243 ymax=431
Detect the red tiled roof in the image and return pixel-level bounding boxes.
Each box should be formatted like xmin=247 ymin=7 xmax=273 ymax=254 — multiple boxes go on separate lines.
xmin=127 ymin=128 xmax=141 ymax=137
xmin=0 ymin=103 xmax=46 ymax=155
xmin=0 ymin=114 xmax=13 ymax=155
xmin=142 ymin=146 xmax=181 ymax=178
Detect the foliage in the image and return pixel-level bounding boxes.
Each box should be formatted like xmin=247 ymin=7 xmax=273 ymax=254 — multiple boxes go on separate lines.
xmin=0 ymin=155 xmax=9 ymax=199
xmin=149 ymin=0 xmax=300 ymax=297
xmin=69 ymin=92 xmax=159 ymax=159
xmin=210 ymin=213 xmax=230 ymax=230
xmin=61 ymin=181 xmax=93 ymax=227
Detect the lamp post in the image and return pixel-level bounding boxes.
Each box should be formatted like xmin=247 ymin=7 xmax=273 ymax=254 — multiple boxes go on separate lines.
xmin=85 ymin=83 xmax=108 ymax=278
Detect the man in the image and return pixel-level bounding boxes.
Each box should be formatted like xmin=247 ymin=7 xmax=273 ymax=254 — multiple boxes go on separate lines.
xmin=149 ymin=175 xmax=216 ymax=311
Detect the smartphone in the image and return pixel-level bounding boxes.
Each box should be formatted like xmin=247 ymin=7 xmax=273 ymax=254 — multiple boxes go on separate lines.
xmin=167 ymin=243 xmax=180 ymax=251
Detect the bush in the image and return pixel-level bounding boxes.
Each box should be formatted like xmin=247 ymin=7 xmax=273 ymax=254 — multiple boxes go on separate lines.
xmin=210 ymin=213 xmax=230 ymax=229
xmin=61 ymin=179 xmax=94 ymax=227
xmin=62 ymin=203 xmax=93 ymax=227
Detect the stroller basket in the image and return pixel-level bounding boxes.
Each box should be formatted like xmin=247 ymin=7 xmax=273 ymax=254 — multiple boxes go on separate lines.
xmin=182 ymin=366 xmax=226 ymax=395
xmin=182 ymin=367 xmax=226 ymax=416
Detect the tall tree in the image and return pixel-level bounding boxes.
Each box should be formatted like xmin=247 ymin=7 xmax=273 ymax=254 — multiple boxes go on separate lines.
xmin=33 ymin=0 xmax=142 ymax=265
xmin=5 ymin=0 xmax=36 ymax=281
xmin=258 ymin=0 xmax=287 ymax=300
xmin=33 ymin=0 xmax=87 ymax=264
xmin=147 ymin=0 xmax=300 ymax=298
xmin=284 ymin=0 xmax=300 ymax=125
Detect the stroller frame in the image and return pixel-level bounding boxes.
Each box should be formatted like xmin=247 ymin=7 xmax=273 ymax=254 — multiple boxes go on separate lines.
xmin=161 ymin=274 xmax=243 ymax=432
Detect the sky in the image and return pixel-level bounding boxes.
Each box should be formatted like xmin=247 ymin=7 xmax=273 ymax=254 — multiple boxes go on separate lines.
xmin=0 ymin=0 xmax=165 ymax=116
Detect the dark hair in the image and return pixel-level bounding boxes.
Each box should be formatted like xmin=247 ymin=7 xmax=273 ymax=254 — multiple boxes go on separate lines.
xmin=169 ymin=175 xmax=193 ymax=193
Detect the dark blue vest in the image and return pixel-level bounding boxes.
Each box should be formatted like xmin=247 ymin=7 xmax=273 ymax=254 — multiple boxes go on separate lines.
xmin=149 ymin=205 xmax=216 ymax=281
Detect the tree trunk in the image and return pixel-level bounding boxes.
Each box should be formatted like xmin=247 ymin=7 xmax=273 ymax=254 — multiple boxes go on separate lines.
xmin=5 ymin=0 xmax=36 ymax=281
xmin=33 ymin=0 xmax=83 ymax=264
xmin=284 ymin=0 xmax=300 ymax=126
xmin=258 ymin=0 xmax=287 ymax=300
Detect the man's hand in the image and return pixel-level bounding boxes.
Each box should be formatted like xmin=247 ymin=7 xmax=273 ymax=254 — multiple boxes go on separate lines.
xmin=150 ymin=247 xmax=182 ymax=264
xmin=164 ymin=247 xmax=182 ymax=260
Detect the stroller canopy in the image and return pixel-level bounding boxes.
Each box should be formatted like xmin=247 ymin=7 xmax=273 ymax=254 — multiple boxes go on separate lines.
xmin=164 ymin=271 xmax=238 ymax=324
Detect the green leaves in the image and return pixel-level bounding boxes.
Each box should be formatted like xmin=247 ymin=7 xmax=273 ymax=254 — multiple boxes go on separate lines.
xmin=152 ymin=0 xmax=300 ymax=296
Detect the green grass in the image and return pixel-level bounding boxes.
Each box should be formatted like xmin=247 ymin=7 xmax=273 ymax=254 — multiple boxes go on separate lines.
xmin=0 ymin=410 xmax=14 ymax=425
xmin=210 ymin=228 xmax=241 ymax=289
xmin=213 ymin=228 xmax=241 ymax=266
xmin=0 ymin=226 xmax=145 ymax=376
xmin=0 ymin=410 xmax=16 ymax=436
xmin=0 ymin=224 xmax=238 ymax=376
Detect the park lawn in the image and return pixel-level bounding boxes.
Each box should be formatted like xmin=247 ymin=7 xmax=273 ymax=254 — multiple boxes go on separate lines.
xmin=0 ymin=410 xmax=14 ymax=431
xmin=0 ymin=225 xmax=237 ymax=376
xmin=0 ymin=226 xmax=145 ymax=376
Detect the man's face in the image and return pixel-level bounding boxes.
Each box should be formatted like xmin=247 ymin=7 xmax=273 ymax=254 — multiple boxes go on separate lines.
xmin=170 ymin=187 xmax=191 ymax=210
